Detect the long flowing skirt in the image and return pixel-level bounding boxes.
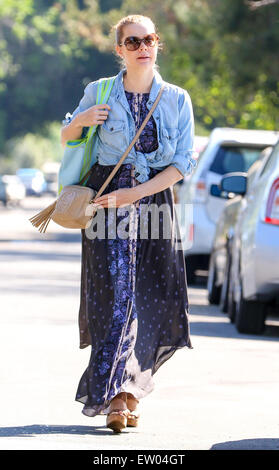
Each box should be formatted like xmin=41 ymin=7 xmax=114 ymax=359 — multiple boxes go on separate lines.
xmin=76 ymin=162 xmax=193 ymax=417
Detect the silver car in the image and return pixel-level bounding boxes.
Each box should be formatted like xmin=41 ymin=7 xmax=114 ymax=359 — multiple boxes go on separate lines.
xmin=221 ymin=139 xmax=279 ymax=334
xmin=207 ymin=146 xmax=273 ymax=311
xmin=177 ymin=127 xmax=279 ymax=284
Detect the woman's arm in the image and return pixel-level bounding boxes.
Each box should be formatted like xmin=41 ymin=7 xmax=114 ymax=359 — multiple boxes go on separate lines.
xmin=169 ymin=89 xmax=197 ymax=178
xmin=61 ymin=114 xmax=84 ymax=148
xmin=60 ymin=80 xmax=111 ymax=147
xmin=132 ymin=89 xmax=196 ymax=199
xmin=61 ymin=105 xmax=111 ymax=147
xmin=133 ymin=165 xmax=183 ymax=199
xmin=93 ymin=166 xmax=183 ymax=209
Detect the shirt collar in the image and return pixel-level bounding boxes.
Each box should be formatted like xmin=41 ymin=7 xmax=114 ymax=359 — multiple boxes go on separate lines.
xmin=114 ymin=67 xmax=164 ymax=107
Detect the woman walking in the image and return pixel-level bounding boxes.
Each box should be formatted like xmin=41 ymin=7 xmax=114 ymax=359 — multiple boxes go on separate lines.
xmin=61 ymin=14 xmax=197 ymax=433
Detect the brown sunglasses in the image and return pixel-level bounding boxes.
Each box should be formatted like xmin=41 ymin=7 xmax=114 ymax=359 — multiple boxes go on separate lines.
xmin=119 ymin=33 xmax=159 ymax=51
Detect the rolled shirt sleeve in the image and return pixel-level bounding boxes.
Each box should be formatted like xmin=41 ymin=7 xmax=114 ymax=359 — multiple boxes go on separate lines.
xmin=169 ymin=89 xmax=197 ymax=178
xmin=61 ymin=82 xmax=97 ymax=139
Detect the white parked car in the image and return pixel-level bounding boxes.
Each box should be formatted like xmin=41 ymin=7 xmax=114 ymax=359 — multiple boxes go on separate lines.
xmin=173 ymin=135 xmax=208 ymax=203
xmin=177 ymin=127 xmax=279 ymax=283
xmin=16 ymin=168 xmax=47 ymax=196
xmin=42 ymin=162 xmax=59 ymax=196
xmin=0 ymin=175 xmax=26 ymax=206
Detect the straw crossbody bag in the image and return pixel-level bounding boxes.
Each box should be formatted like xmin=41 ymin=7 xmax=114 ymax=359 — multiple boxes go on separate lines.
xmin=29 ymin=83 xmax=165 ymax=233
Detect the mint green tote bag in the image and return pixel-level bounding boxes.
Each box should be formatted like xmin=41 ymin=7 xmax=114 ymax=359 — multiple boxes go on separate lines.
xmin=58 ymin=77 xmax=115 ymax=195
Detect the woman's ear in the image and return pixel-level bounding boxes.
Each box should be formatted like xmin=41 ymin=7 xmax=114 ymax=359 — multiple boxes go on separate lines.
xmin=115 ymin=44 xmax=123 ymax=58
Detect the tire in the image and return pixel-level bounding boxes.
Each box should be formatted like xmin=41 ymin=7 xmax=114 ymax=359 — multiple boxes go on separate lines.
xmin=220 ymin=255 xmax=231 ymax=313
xmin=207 ymin=254 xmax=221 ymax=304
xmin=227 ymin=283 xmax=236 ymax=323
xmin=227 ymin=257 xmax=236 ymax=322
xmin=235 ymin=277 xmax=265 ymax=334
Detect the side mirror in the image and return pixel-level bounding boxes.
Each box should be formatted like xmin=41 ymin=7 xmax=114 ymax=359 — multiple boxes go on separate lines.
xmin=210 ymin=183 xmax=233 ymax=199
xmin=210 ymin=184 xmax=222 ymax=198
xmin=220 ymin=172 xmax=247 ymax=195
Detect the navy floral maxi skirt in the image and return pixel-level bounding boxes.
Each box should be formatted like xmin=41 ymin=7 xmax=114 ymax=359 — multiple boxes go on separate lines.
xmin=76 ymin=162 xmax=193 ymax=417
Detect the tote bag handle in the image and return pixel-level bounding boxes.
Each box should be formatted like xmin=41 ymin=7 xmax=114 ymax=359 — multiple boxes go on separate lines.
xmin=79 ymin=77 xmax=115 ymax=182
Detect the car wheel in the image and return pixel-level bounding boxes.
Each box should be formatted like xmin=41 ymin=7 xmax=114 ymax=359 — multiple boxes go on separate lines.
xmin=235 ymin=277 xmax=265 ymax=334
xmin=207 ymin=254 xmax=221 ymax=304
xmin=227 ymin=280 xmax=236 ymax=323
xmin=220 ymin=254 xmax=230 ymax=313
xmin=227 ymin=257 xmax=237 ymax=322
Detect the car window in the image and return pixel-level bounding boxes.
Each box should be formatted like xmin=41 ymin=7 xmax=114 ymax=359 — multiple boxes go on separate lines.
xmin=258 ymin=140 xmax=279 ymax=178
xmin=209 ymin=145 xmax=267 ymax=175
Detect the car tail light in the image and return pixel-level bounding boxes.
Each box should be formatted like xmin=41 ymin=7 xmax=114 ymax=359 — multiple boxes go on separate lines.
xmin=189 ymin=223 xmax=194 ymax=242
xmin=193 ymin=179 xmax=207 ymax=203
xmin=265 ymin=177 xmax=279 ymax=225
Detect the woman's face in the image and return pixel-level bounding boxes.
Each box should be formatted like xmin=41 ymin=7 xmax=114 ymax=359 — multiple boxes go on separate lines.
xmin=115 ymin=22 xmax=158 ymax=72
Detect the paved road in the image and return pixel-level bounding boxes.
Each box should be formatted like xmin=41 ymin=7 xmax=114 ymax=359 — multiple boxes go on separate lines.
xmin=0 ymin=197 xmax=279 ymax=450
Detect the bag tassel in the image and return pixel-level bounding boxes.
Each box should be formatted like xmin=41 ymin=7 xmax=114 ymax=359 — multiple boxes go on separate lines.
xmin=28 ymin=200 xmax=57 ymax=233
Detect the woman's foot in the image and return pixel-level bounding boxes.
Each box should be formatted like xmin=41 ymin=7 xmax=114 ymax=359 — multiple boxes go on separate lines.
xmin=108 ymin=392 xmax=128 ymax=413
xmin=106 ymin=392 xmax=129 ymax=433
xmin=126 ymin=393 xmax=140 ymax=427
xmin=126 ymin=393 xmax=138 ymax=411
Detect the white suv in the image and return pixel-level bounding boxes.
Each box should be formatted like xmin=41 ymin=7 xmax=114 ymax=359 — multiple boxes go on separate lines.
xmin=177 ymin=127 xmax=279 ymax=284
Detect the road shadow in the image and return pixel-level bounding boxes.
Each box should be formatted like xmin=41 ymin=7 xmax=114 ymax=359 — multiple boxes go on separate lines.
xmin=188 ymin=289 xmax=279 ymax=343
xmin=0 ymin=424 xmax=136 ymax=438
xmin=188 ymin=274 xmax=208 ymax=288
xmin=211 ymin=438 xmax=279 ymax=450
xmin=0 ymin=232 xmax=82 ymax=245
xmin=35 ymin=232 xmax=82 ymax=243
xmin=0 ymin=248 xmax=81 ymax=263
xmin=189 ymin=321 xmax=279 ymax=343
xmin=189 ymin=315 xmax=279 ymax=343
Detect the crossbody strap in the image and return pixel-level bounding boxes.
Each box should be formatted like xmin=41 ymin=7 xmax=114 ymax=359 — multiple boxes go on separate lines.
xmin=80 ymin=83 xmax=166 ymax=194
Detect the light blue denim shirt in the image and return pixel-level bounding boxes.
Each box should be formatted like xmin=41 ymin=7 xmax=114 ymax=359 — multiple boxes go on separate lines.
xmin=62 ymin=68 xmax=197 ymax=183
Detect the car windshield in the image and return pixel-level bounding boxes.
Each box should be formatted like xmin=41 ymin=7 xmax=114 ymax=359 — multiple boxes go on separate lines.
xmin=209 ymin=145 xmax=267 ymax=175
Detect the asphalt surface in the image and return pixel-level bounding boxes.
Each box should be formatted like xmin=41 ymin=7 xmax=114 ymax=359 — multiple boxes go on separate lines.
xmin=0 ymin=196 xmax=279 ymax=450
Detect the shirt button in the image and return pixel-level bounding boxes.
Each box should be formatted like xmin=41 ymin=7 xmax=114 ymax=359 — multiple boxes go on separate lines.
xmin=110 ymin=127 xmax=114 ymax=131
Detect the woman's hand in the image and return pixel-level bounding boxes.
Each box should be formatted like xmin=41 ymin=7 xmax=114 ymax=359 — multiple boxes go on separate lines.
xmin=92 ymin=188 xmax=140 ymax=209
xmin=61 ymin=103 xmax=111 ymax=147
xmin=77 ymin=103 xmax=111 ymax=127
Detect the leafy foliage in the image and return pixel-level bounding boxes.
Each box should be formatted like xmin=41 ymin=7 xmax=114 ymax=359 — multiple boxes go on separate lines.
xmin=0 ymin=0 xmax=278 ymax=170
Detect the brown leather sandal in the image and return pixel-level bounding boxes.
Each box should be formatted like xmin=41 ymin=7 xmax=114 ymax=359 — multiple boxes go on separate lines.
xmin=127 ymin=410 xmax=140 ymax=427
xmin=106 ymin=409 xmax=130 ymax=433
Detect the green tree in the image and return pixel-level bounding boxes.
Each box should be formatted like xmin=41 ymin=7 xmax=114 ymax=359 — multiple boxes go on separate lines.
xmin=1 ymin=0 xmax=279 ymax=172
